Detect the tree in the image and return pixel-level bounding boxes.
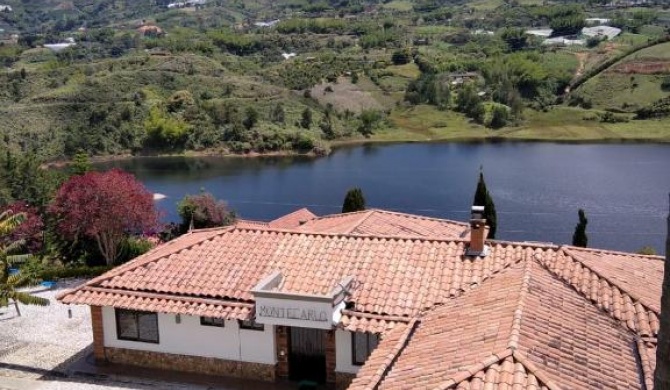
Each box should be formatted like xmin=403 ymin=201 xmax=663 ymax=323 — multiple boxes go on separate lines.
xmin=70 ymin=151 xmax=92 ymax=176
xmin=488 ymin=105 xmax=510 ymax=129
xmin=473 ymin=170 xmax=497 ymax=239
xmin=501 ymin=28 xmax=529 ymax=52
xmin=243 ymin=107 xmax=259 ymax=130
xmin=49 ymin=169 xmax=159 ymax=266
xmin=0 ymin=202 xmax=44 ymax=253
xmin=300 ymin=108 xmax=312 ymax=129
xmin=0 ymin=210 xmax=49 ymax=316
xmin=637 ymin=246 xmax=656 ymax=255
xmin=572 ymin=209 xmax=588 ymax=247
xmin=177 ymin=192 xmax=236 ymax=230
xmin=391 ymin=50 xmax=411 ymax=65
xmin=342 ymin=188 xmax=366 ymax=213
xmin=655 ymin=195 xmax=670 ymax=389
xmin=358 ymin=110 xmax=382 ymax=137
xmin=270 ymin=103 xmax=285 ymax=125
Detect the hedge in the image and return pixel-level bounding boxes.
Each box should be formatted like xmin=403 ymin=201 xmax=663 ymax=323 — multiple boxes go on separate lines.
xmin=37 ymin=265 xmax=114 ymax=281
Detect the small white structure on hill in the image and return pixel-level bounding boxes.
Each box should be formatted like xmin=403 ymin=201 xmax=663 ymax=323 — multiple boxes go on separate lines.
xmin=254 ymin=20 xmax=280 ymax=28
xmin=526 ymin=29 xmax=553 ymax=37
xmin=585 ymin=18 xmax=610 ymax=26
xmin=0 ymin=5 xmax=12 ymax=12
xmin=282 ymin=52 xmax=297 ymax=60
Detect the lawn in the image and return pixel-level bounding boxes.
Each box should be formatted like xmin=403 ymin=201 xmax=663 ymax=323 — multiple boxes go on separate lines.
xmin=378 ymin=105 xmax=670 ymax=143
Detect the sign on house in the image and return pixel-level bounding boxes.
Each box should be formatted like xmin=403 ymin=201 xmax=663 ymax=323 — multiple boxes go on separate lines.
xmin=252 ymin=272 xmax=351 ymax=330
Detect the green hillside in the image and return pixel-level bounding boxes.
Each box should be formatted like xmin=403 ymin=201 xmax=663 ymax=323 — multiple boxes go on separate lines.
xmin=0 ymin=0 xmax=669 ymax=162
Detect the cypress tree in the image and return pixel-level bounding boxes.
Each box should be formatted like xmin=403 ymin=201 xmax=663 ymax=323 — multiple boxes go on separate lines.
xmin=472 ymin=170 xmax=497 ymax=239
xmin=572 ymin=209 xmax=588 ymax=248
xmin=342 ymin=188 xmax=366 ymax=213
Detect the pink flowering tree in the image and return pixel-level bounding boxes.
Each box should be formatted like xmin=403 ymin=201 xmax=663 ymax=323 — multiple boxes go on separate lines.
xmin=49 ymin=169 xmax=159 ymax=265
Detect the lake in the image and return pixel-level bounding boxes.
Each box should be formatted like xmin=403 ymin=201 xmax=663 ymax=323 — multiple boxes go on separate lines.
xmin=97 ymin=142 xmax=670 ymax=255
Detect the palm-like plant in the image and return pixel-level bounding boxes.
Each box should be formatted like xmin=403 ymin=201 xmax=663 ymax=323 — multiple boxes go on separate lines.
xmin=0 ymin=210 xmax=49 ymax=316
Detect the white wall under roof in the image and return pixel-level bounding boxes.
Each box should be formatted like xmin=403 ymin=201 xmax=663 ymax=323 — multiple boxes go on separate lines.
xmin=335 ymin=329 xmax=360 ymax=374
xmin=101 ymin=307 xmax=276 ymax=364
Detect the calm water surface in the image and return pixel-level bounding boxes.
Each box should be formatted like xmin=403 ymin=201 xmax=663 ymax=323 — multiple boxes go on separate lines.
xmin=97 ymin=143 xmax=670 ymax=255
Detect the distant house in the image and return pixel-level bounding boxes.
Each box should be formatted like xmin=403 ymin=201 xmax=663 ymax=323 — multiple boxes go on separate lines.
xmin=282 ymin=52 xmax=297 ymax=60
xmin=447 ymin=72 xmax=480 ymax=86
xmin=254 ymin=20 xmax=280 ymax=28
xmin=44 ymin=37 xmax=76 ymax=52
xmin=0 ymin=5 xmax=12 ymax=12
xmin=585 ymin=18 xmax=611 ymax=26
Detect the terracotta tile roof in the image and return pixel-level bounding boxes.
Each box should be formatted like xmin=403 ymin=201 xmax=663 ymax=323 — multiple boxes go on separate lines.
xmin=235 ymin=219 xmax=269 ymax=229
xmin=562 ymin=246 xmax=663 ymax=312
xmin=60 ymin=288 xmax=253 ymax=320
xmin=637 ymin=338 xmax=657 ymax=390
xmin=58 ymin=228 xmax=528 ymax=326
xmin=340 ymin=310 xmax=409 ymax=334
xmin=297 ymin=209 xmax=469 ymax=239
xmin=352 ymin=258 xmax=648 ymax=390
xmin=268 ymin=207 xmax=317 ymax=229
xmin=54 ymin=207 xmax=664 ymax=390
xmin=537 ymin=247 xmax=661 ymax=338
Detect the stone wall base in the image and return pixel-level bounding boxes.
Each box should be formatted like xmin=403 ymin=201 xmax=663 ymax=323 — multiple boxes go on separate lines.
xmin=335 ymin=372 xmax=357 ymax=390
xmin=104 ymin=347 xmax=275 ymax=381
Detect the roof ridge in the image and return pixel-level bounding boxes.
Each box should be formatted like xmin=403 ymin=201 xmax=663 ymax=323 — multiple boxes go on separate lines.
xmin=57 ymin=227 xmax=234 ymax=300
xmin=433 ymin=349 xmax=513 ymax=390
xmin=511 ymin=351 xmax=564 ymax=390
xmin=363 ymin=318 xmax=420 ymax=390
xmin=559 ymin=247 xmax=660 ymax=316
xmin=507 ymin=259 xmax=532 ymax=350
xmin=370 ymin=208 xmax=469 ymax=227
xmin=233 ymin=225 xmax=474 ymax=244
xmin=344 ymin=210 xmax=377 ymax=234
xmin=309 ymin=209 xmax=371 ymax=221
xmin=636 ymin=337 xmax=658 ymax=390
xmin=562 ymin=245 xmax=664 ymax=261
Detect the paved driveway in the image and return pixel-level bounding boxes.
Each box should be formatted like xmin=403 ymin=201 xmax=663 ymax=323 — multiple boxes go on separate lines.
xmin=0 ymin=279 xmax=92 ymax=378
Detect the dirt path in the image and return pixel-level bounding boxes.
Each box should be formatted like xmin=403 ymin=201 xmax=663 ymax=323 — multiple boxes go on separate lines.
xmin=565 ymin=52 xmax=588 ymax=94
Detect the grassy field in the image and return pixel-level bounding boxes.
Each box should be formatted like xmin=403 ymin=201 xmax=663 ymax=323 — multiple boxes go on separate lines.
xmin=572 ymin=40 xmax=670 ymax=111
xmin=381 ymin=0 xmax=413 ymax=11
xmin=378 ymin=106 xmax=670 ymax=143
xmin=628 ymin=41 xmax=670 ymax=59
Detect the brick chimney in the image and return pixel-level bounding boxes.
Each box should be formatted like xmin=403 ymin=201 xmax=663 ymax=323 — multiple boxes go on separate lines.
xmin=467 ymin=205 xmax=490 ymax=257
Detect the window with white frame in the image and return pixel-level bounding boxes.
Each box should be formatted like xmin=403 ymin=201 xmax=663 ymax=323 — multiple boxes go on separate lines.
xmin=352 ymin=332 xmax=380 ymax=365
xmin=115 ymin=309 xmax=159 ymax=343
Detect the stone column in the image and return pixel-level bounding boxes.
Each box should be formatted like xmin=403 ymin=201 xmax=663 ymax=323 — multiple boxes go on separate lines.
xmin=90 ymin=306 xmax=106 ymax=363
xmin=325 ymin=329 xmax=336 ymax=384
xmin=275 ymin=326 xmax=289 ymax=379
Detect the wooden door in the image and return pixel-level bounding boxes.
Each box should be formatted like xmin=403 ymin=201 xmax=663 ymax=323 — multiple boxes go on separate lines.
xmin=288 ymin=327 xmax=326 ymax=383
